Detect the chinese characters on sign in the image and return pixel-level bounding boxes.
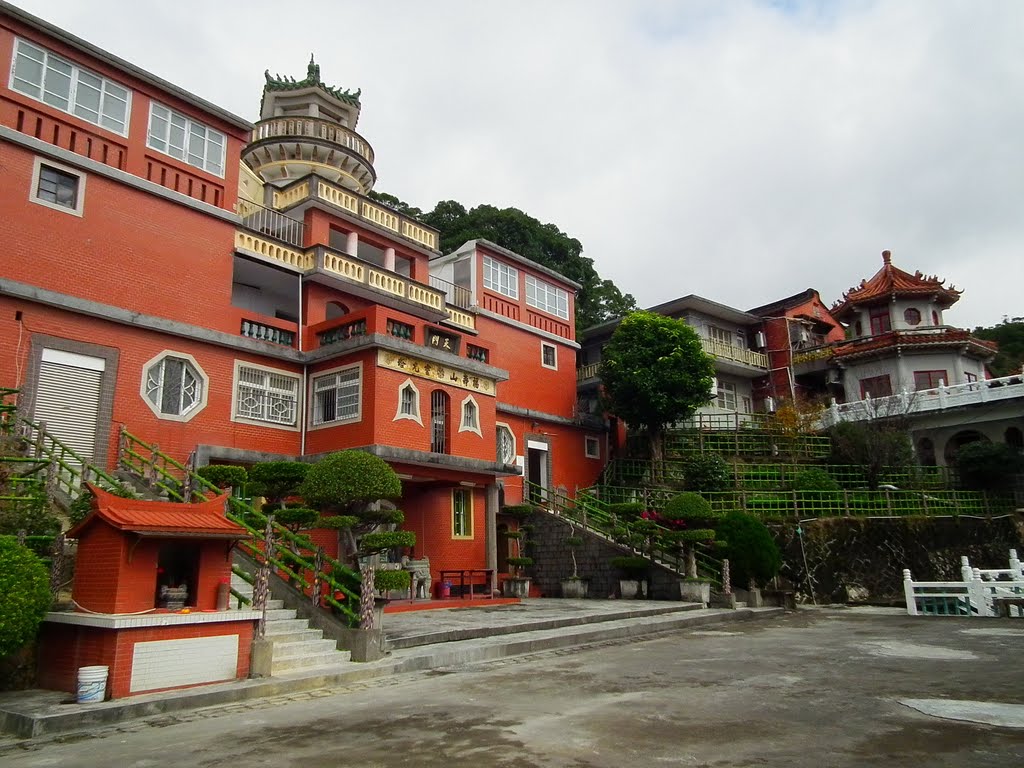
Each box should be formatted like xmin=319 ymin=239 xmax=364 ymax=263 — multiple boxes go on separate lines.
xmin=377 ymin=350 xmax=494 ymax=395
xmin=425 ymin=328 xmax=460 ymax=354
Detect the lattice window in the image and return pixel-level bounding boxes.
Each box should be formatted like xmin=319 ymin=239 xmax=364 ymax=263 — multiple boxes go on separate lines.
xmin=483 ymin=256 xmax=518 ymax=299
xmin=235 ymin=365 xmax=298 ymax=425
xmin=452 ymin=489 xmax=472 ymax=538
xmin=525 ymin=275 xmax=568 ymax=319
xmin=143 ymin=355 xmax=204 ymax=419
xmin=148 ymin=102 xmax=225 ymax=176
xmin=312 ymin=366 xmax=361 ymax=425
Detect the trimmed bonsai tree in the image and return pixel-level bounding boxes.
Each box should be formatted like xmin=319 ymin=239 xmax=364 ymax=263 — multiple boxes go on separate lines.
xmin=248 ymin=461 xmax=310 ymax=509
xmin=373 ymin=568 xmax=412 ymax=598
xmin=0 ymin=537 xmax=52 ymax=658
xmin=661 ymin=492 xmax=722 ymax=579
xmin=715 ymin=510 xmax=782 ymax=589
xmin=196 ymin=464 xmax=248 ymax=492
xmin=300 ymin=451 xmax=412 ymax=569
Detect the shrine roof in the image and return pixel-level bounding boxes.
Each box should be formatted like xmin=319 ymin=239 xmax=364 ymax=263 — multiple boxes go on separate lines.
xmin=67 ymin=485 xmax=249 ymax=540
xmin=831 ymin=250 xmax=962 ymax=317
xmin=831 ymin=328 xmax=998 ymax=361
xmin=263 ymin=56 xmax=361 ymax=107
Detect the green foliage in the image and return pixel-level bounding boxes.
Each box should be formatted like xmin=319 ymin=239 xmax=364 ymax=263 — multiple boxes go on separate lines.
xmin=661 ymin=492 xmax=717 ymax=525
xmin=0 ymin=537 xmax=51 ymax=657
xmin=248 ymin=461 xmax=310 ymax=506
xmin=274 ymin=507 xmax=318 ymax=533
xmin=829 ymin=421 xmax=913 ymax=490
xmin=792 ymin=468 xmax=840 ymax=492
xmin=610 ymin=555 xmax=650 ymax=578
xmin=315 ymin=514 xmax=360 ymax=531
xmin=566 ymin=536 xmax=584 ymax=547
xmin=607 ymin=502 xmax=646 ymax=521
xmin=373 ymin=568 xmax=412 ymax=594
xmin=361 ymin=530 xmax=416 ymax=553
xmin=955 ymin=442 xmax=1024 ymax=491
xmin=679 ymin=454 xmax=732 ymax=492
xmin=973 ymin=321 xmax=1024 ymax=378
xmin=67 ymin=484 xmax=137 ymax=527
xmin=716 ymin=510 xmax=782 ymax=588
xmin=418 ymin=200 xmax=638 ymax=333
xmin=600 ymin=312 xmax=715 ymax=462
xmin=196 ymin=464 xmax=248 ymax=489
xmin=301 ymin=452 xmax=401 ymax=512
xmin=501 ymin=504 xmax=535 ymax=521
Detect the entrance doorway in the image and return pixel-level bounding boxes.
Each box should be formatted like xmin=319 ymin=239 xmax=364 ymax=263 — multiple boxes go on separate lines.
xmin=526 ymin=440 xmax=549 ymax=504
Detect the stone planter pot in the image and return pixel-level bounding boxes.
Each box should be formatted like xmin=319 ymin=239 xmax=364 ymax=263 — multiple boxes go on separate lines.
xmin=680 ymin=580 xmax=711 ymax=606
xmin=561 ymin=578 xmax=589 ymax=599
xmin=502 ymin=577 xmax=531 ymax=598
xmin=619 ymin=579 xmax=646 ymax=599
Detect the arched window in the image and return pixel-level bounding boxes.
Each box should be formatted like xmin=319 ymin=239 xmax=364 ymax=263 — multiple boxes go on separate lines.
xmin=394 ymin=379 xmax=422 ymax=425
xmin=459 ymin=396 xmax=481 ymax=436
xmin=325 ymin=301 xmax=349 ymax=320
xmin=430 ymin=390 xmax=450 ymax=454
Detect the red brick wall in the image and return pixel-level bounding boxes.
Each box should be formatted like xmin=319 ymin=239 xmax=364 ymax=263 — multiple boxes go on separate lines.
xmin=402 ymin=485 xmax=486 ymax=577
xmin=71 ymin=522 xmax=129 ymax=613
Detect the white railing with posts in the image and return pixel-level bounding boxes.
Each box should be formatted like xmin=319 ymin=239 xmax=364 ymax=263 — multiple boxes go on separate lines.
xmin=239 ymin=200 xmax=304 ymax=248
xmin=822 ymin=371 xmax=1024 ymax=428
xmin=904 ymin=550 xmax=1024 ymax=617
xmin=250 ymin=117 xmax=374 ymax=164
xmin=429 ymin=275 xmax=472 ymax=309
xmin=700 ymin=338 xmax=768 ymax=369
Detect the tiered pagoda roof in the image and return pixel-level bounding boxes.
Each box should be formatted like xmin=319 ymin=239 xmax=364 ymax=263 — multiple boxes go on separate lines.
xmin=68 ymin=486 xmax=249 ymax=539
xmin=831 ymin=328 xmax=998 ymax=362
xmin=831 ymin=250 xmax=962 ymax=318
xmin=262 ymin=55 xmax=361 ymax=108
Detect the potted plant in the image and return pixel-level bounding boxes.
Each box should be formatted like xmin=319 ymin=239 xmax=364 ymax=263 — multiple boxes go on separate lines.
xmin=374 ymin=567 xmax=412 ymax=600
xmin=503 ymin=525 xmax=533 ymax=598
xmin=561 ymin=523 xmax=588 ymax=598
xmin=660 ymin=492 xmax=723 ymax=605
xmin=610 ymin=555 xmax=649 ymax=599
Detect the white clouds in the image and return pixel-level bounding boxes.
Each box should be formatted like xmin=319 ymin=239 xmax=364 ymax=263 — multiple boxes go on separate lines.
xmin=15 ymin=0 xmax=1023 ymax=326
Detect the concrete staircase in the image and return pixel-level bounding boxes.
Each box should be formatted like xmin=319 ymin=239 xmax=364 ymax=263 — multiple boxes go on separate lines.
xmin=230 ymin=574 xmax=351 ymax=675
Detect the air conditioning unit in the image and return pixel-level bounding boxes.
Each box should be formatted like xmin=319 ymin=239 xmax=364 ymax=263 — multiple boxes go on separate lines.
xmin=754 ymin=330 xmax=767 ymax=349
xmin=765 ymin=396 xmax=777 ymax=413
xmin=826 ymin=369 xmax=842 ymax=385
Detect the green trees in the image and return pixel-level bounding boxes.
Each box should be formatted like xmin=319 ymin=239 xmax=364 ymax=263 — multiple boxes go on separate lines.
xmin=661 ymin=492 xmax=722 ymax=579
xmin=715 ymin=511 xmax=782 ymax=589
xmin=600 ymin=311 xmax=716 ymax=471
xmin=828 ymin=421 xmax=913 ymax=490
xmin=955 ymin=442 xmax=1024 ymax=491
xmin=299 ymin=451 xmax=412 ymax=568
xmin=973 ymin=320 xmax=1024 ymax=378
xmin=0 ymin=538 xmax=51 ymax=658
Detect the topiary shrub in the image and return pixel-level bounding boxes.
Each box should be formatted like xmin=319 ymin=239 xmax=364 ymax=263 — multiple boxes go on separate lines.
xmin=274 ymin=507 xmax=319 ymax=533
xmin=680 ymin=454 xmax=732 ymax=492
xmin=249 ymin=461 xmax=310 ymax=507
xmin=792 ymin=467 xmax=840 ymax=492
xmin=607 ymin=502 xmax=646 ymax=522
xmin=196 ymin=464 xmax=248 ymax=490
xmin=715 ymin=510 xmax=782 ymax=589
xmin=660 ymin=492 xmax=722 ymax=578
xmin=374 ymin=568 xmax=411 ymax=596
xmin=501 ymin=504 xmax=535 ymax=521
xmin=610 ymin=555 xmax=650 ymax=579
xmin=0 ymin=537 xmax=52 ymax=658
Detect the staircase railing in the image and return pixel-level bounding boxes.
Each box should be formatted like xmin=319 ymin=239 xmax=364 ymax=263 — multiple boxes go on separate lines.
xmin=117 ymin=427 xmax=360 ymax=624
xmin=525 ymin=481 xmax=722 ymax=586
xmin=17 ymin=417 xmax=126 ymax=505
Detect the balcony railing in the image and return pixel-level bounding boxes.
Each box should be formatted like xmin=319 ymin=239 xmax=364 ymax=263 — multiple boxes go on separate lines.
xmin=430 ymin=275 xmax=472 ymax=309
xmin=240 ymin=319 xmax=295 ymax=347
xmin=317 ymin=319 xmax=368 ymax=346
xmin=821 ymin=372 xmax=1024 ymax=429
xmin=238 ymin=200 xmax=304 ymax=248
xmin=577 ymin=362 xmax=601 ymax=382
xmin=315 ymin=246 xmax=446 ymax=314
xmin=700 ymin=338 xmax=769 ymax=369
xmin=250 ymin=117 xmax=374 ymax=164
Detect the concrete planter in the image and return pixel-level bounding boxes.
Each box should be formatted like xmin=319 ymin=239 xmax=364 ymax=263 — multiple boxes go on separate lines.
xmin=502 ymin=577 xmax=531 ymax=598
xmin=619 ymin=579 xmax=646 ymax=599
xmin=560 ymin=578 xmax=589 ymax=599
xmin=680 ymin=580 xmax=711 ymax=606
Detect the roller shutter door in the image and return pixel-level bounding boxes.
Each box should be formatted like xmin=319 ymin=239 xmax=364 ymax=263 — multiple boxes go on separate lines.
xmin=33 ymin=349 xmax=104 ymax=462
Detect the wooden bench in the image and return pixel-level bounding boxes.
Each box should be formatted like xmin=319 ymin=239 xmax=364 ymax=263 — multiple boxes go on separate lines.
xmin=439 ymin=568 xmax=494 ymax=600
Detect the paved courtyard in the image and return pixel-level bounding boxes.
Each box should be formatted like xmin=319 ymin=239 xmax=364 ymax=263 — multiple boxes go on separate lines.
xmin=5 ymin=607 xmax=1024 ymax=767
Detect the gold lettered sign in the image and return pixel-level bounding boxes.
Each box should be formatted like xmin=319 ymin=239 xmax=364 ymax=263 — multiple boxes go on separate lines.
xmin=377 ymin=350 xmax=495 ymax=396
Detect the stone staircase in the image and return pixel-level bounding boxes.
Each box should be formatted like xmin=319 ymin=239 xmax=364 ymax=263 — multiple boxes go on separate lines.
xmin=230 ymin=573 xmax=352 ymax=675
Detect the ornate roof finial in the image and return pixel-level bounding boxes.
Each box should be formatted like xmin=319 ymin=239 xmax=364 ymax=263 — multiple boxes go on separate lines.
xmin=882 ymin=249 xmax=892 ymax=265
xmin=307 ymin=54 xmax=321 ymax=85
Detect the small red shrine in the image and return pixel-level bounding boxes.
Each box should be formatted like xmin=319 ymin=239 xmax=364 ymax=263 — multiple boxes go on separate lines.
xmin=37 ymin=487 xmax=260 ymax=700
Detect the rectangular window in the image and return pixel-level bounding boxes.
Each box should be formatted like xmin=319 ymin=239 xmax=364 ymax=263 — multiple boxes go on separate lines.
xmin=10 ymin=39 xmax=131 ymax=134
xmin=859 ymin=374 xmax=893 ymax=399
xmin=913 ymin=370 xmax=947 ymax=391
xmin=147 ymin=102 xmax=225 ymax=176
xmin=717 ymin=381 xmax=737 ymax=410
xmin=452 ymin=489 xmax=472 ymax=538
xmin=30 ymin=158 xmax=85 ymax=216
xmin=234 ymin=364 xmax=299 ymax=426
xmin=482 ymin=256 xmax=518 ymax=299
xmin=869 ymin=306 xmax=892 ymax=336
xmin=708 ymin=325 xmax=732 ymax=345
xmin=312 ymin=366 xmax=361 ymax=425
xmin=541 ymin=342 xmax=557 ymax=370
xmin=525 ymin=275 xmax=569 ymax=320
xmin=585 ymin=436 xmax=600 ymax=459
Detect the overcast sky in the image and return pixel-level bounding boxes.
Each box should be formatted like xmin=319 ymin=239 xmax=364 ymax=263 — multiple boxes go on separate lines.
xmin=16 ymin=0 xmax=1023 ymax=328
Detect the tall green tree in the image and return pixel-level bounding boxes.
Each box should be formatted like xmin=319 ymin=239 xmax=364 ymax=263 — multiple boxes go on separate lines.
xmin=599 ymin=311 xmax=716 ymax=472
xmin=973 ymin=320 xmax=1024 ymax=378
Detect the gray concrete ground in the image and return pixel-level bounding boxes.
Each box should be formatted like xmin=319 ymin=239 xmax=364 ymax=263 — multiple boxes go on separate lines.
xmin=3 ymin=607 xmax=1024 ymax=766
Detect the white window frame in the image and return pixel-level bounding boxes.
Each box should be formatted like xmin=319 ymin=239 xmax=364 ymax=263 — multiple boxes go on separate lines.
xmin=393 ymin=378 xmax=423 ymax=426
xmin=717 ymin=380 xmax=738 ymax=411
xmin=452 ymin=488 xmax=473 ymax=539
xmin=496 ymin=422 xmax=516 ymax=465
xmin=9 ymin=38 xmax=131 ymax=135
xmin=482 ymin=255 xmax=518 ymax=299
xmin=231 ymin=361 xmax=300 ymax=431
xmin=541 ymin=342 xmax=558 ymax=371
xmin=525 ymin=275 xmax=569 ymax=320
xmin=585 ymin=436 xmax=601 ymax=459
xmin=310 ymin=363 xmax=362 ymax=429
xmin=708 ymin=325 xmax=733 ymax=345
xmin=30 ymin=157 xmax=85 ymax=217
xmin=147 ymin=102 xmax=226 ymax=177
xmin=140 ymin=351 xmax=208 ymax=423
xmin=459 ymin=395 xmax=481 ymax=436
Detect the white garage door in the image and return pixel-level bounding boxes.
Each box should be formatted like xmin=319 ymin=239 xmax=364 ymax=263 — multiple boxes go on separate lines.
xmin=33 ymin=349 xmax=104 ymax=462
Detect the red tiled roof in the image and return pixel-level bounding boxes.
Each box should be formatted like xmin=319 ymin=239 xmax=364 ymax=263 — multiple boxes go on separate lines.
xmin=832 ymin=328 xmax=998 ymax=360
xmin=68 ymin=485 xmax=249 ymax=539
xmin=831 ymin=250 xmax=962 ymax=317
